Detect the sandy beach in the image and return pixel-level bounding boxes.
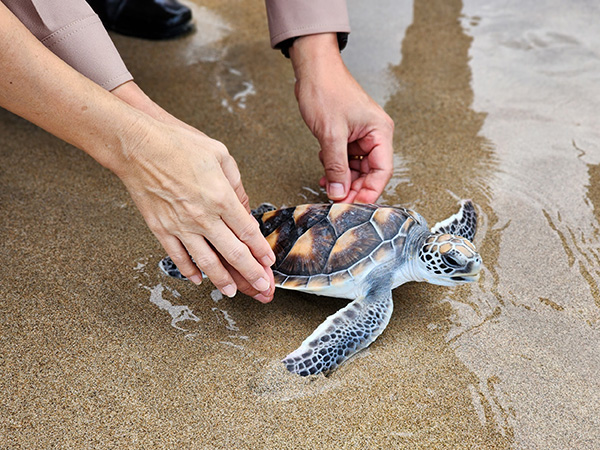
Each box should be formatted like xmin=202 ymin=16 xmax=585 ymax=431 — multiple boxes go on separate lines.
xmin=2 ymin=0 xmax=600 ymax=448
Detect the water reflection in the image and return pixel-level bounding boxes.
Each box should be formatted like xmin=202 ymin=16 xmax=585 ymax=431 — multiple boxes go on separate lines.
xmin=383 ymin=0 xmax=497 ymax=209
xmin=178 ymin=3 xmax=231 ymax=64
xmin=457 ymin=0 xmax=600 ymax=447
xmin=344 ymin=0 xmax=411 ymax=105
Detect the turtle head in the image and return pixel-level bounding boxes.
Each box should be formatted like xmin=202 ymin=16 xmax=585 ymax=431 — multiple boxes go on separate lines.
xmin=417 ymin=233 xmax=482 ymax=286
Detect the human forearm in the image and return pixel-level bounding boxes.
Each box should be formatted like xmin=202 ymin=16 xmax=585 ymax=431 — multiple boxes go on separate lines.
xmin=111 ymin=81 xmax=204 ymax=138
xmin=0 ymin=3 xmax=275 ymax=301
xmin=0 ymin=3 xmax=144 ymax=174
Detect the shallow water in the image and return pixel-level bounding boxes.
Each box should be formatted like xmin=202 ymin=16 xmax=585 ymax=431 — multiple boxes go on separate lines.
xmin=2 ymin=0 xmax=600 ymax=448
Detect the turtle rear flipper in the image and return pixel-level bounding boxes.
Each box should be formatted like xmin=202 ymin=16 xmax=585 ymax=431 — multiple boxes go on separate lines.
xmin=282 ymin=285 xmax=393 ymax=376
xmin=159 ymin=255 xmax=186 ymax=280
xmin=251 ymin=203 xmax=277 ymax=218
xmin=159 ymin=256 xmax=207 ymax=280
xmin=430 ymin=199 xmax=477 ymax=241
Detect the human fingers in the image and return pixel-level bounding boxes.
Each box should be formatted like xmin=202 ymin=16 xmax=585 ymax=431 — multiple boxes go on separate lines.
xmin=220 ymin=259 xmax=276 ymax=303
xmin=157 ymin=230 xmax=241 ymax=300
xmin=353 ymin=140 xmax=393 ymax=203
xmin=160 ymin=235 xmax=204 ymax=285
xmin=347 ymin=148 xmax=369 ymax=181
xmin=208 ymin=142 xmax=275 ymax=271
xmin=320 ymin=152 xmax=371 ymax=203
xmin=220 ymin=196 xmax=276 ymax=269
xmin=348 ymin=157 xmax=365 ymax=173
xmin=352 ymin=172 xmax=390 ymax=203
xmin=183 ymin=234 xmax=239 ymax=298
xmin=318 ymin=149 xmax=364 ymax=173
xmin=186 ymin=140 xmax=274 ymax=290
xmin=204 ymin=211 xmax=274 ymax=295
xmin=318 ymin=128 xmax=353 ymax=201
xmin=319 ymin=153 xmax=387 ymax=204
xmin=219 ymin=149 xmax=252 ymax=213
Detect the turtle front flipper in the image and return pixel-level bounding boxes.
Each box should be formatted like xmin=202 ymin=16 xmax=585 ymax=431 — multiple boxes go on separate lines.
xmin=430 ymin=199 xmax=477 ymax=241
xmin=282 ymin=285 xmax=393 ymax=376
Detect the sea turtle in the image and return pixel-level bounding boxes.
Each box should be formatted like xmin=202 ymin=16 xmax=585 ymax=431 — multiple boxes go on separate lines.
xmin=160 ymin=200 xmax=482 ymax=376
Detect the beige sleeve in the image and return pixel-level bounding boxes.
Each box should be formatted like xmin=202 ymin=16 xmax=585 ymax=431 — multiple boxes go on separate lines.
xmin=265 ymin=0 xmax=350 ymax=49
xmin=1 ymin=0 xmax=133 ymax=91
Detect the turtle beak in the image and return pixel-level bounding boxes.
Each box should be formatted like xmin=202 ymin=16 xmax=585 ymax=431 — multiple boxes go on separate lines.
xmin=450 ymin=258 xmax=482 ymax=283
xmin=450 ymin=272 xmax=480 ymax=283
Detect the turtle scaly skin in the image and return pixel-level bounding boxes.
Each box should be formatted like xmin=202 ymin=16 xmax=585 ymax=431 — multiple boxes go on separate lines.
xmin=160 ymin=201 xmax=482 ymax=376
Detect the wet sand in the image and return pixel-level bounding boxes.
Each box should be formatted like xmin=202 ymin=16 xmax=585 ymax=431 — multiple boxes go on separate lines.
xmin=2 ymin=0 xmax=600 ymax=448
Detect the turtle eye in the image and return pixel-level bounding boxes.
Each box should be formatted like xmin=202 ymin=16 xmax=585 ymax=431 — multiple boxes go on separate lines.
xmin=442 ymin=254 xmax=462 ymax=268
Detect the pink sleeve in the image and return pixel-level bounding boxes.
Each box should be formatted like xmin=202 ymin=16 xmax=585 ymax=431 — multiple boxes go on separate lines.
xmin=1 ymin=0 xmax=133 ymax=91
xmin=265 ymin=0 xmax=351 ymax=49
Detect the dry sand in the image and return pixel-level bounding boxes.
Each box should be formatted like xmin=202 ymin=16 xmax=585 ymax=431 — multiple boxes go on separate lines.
xmin=2 ymin=0 xmax=600 ymax=448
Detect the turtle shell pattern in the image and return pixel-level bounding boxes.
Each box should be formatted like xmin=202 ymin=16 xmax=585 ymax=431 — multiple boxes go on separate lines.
xmin=255 ymin=203 xmax=424 ymax=292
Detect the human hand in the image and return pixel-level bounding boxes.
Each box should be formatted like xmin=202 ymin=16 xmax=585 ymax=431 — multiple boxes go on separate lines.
xmin=289 ymin=33 xmax=394 ymax=203
xmin=113 ymin=119 xmax=276 ymax=302
xmin=0 ymin=8 xmax=275 ymax=302
xmin=110 ymin=82 xmax=276 ymax=302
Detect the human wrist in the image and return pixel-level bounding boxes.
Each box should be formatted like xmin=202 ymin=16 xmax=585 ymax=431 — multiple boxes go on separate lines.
xmin=289 ymin=33 xmax=345 ymax=80
xmin=83 ymin=101 xmax=156 ymax=179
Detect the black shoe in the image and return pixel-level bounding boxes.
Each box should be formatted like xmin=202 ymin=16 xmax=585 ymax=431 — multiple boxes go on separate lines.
xmin=87 ymin=0 xmax=194 ymax=40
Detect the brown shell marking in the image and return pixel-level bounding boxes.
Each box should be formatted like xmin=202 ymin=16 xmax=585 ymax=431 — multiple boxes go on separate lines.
xmin=323 ymin=222 xmax=382 ymax=273
xmin=282 ymin=276 xmax=309 ymax=289
xmin=292 ymin=204 xmax=312 ymax=221
xmin=292 ymin=203 xmax=331 ymax=231
xmin=260 ymin=209 xmax=278 ymax=222
xmin=259 ymin=208 xmax=290 ymax=235
xmin=273 ymin=272 xmax=288 ymax=286
xmin=265 ymin=227 xmax=281 ymax=251
xmin=330 ymin=270 xmax=353 ymax=286
xmin=260 ymin=211 xmax=305 ymax=264
xmin=399 ymin=217 xmax=417 ymax=236
xmin=392 ymin=234 xmax=406 ymax=249
xmin=327 ymin=203 xmax=375 ymax=236
xmin=371 ymin=207 xmax=411 ymax=240
xmin=277 ymin=221 xmax=336 ymax=274
xmin=257 ymin=204 xmax=333 ymax=266
xmin=350 ymin=258 xmax=373 ymax=279
xmin=258 ymin=203 xmax=417 ymax=280
xmin=372 ymin=241 xmax=394 ymax=263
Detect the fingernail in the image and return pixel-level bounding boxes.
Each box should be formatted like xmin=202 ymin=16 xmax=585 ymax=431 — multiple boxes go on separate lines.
xmin=328 ymin=182 xmax=345 ymax=199
xmin=261 ymin=253 xmax=276 ymax=267
xmin=253 ymin=293 xmax=272 ymax=303
xmin=189 ymin=275 xmax=202 ymax=285
xmin=253 ymin=277 xmax=270 ymax=292
xmin=221 ymin=284 xmax=237 ymax=298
